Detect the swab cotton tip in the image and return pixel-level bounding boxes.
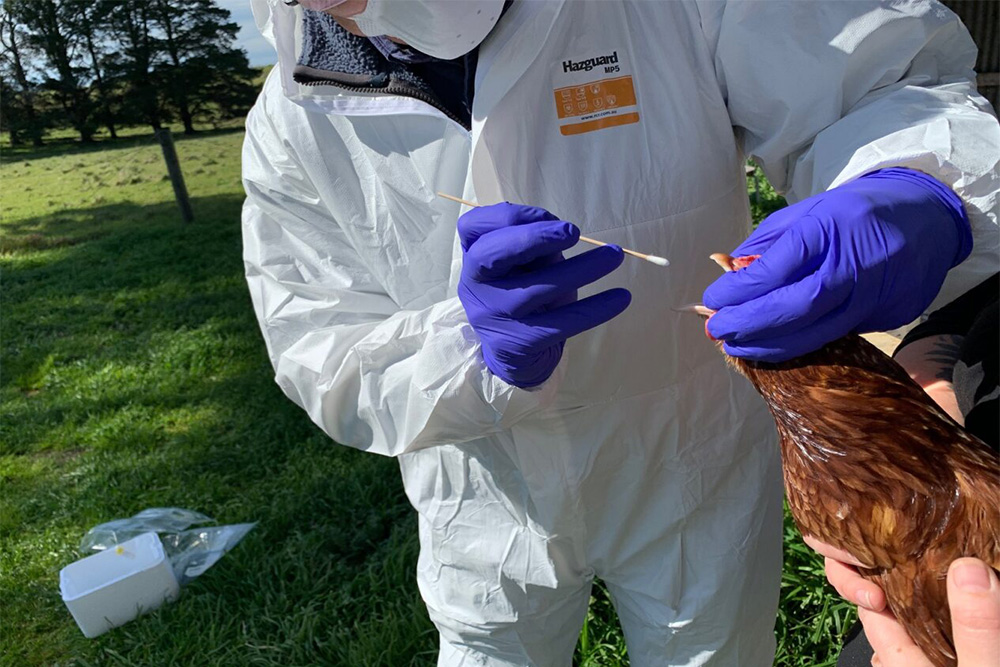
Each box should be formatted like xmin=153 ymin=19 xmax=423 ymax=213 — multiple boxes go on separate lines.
xmin=646 ymin=255 xmax=669 ymax=267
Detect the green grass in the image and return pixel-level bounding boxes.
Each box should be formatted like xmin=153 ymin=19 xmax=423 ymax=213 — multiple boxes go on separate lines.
xmin=1 ymin=129 xmax=849 ymax=666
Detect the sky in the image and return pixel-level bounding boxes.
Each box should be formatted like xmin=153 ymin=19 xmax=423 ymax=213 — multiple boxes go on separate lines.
xmin=219 ymin=1 xmax=277 ymax=67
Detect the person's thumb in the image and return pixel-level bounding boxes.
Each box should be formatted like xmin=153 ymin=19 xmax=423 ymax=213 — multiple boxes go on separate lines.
xmin=947 ymin=558 xmax=1000 ymax=666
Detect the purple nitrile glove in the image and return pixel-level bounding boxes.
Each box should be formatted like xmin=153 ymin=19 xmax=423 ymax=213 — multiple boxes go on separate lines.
xmin=457 ymin=203 xmax=631 ymax=388
xmin=703 ymin=167 xmax=972 ymax=362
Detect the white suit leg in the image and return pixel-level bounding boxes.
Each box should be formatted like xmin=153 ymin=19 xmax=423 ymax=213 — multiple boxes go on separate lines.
xmin=602 ymin=447 xmax=784 ymax=667
xmin=401 ymin=440 xmax=593 ymax=667
xmin=432 ymin=580 xmax=590 ymax=667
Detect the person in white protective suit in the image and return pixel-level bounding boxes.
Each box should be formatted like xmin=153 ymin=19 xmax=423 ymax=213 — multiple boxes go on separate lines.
xmin=241 ymin=1 xmax=1000 ymax=664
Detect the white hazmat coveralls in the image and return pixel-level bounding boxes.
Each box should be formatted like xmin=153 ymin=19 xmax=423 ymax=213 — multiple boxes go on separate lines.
xmin=242 ymin=1 xmax=1000 ymax=664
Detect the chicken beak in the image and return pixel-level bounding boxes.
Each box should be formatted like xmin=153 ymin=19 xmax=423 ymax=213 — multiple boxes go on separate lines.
xmin=672 ymin=253 xmax=737 ymax=338
xmin=674 ymin=303 xmax=717 ymax=318
xmin=674 ymin=303 xmax=718 ymax=340
xmin=674 ymin=254 xmax=754 ymax=338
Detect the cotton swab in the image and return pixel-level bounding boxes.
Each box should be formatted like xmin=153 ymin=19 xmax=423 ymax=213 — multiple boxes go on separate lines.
xmin=436 ymin=192 xmax=670 ymax=267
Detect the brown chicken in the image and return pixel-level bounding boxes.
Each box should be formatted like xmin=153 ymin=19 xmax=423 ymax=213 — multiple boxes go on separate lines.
xmin=702 ymin=254 xmax=1000 ymax=667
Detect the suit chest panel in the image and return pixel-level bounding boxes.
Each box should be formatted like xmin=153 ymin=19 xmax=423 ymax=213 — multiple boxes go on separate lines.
xmin=477 ymin=0 xmax=741 ymax=233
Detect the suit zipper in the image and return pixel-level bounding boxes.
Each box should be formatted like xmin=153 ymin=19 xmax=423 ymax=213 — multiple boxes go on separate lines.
xmin=298 ymin=78 xmax=469 ymax=129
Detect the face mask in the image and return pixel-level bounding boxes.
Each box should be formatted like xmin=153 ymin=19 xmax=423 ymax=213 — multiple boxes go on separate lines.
xmin=294 ymin=0 xmax=351 ymax=10
xmin=352 ymin=0 xmax=506 ymax=60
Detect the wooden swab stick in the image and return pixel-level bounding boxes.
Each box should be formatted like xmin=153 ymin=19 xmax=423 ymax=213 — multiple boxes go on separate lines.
xmin=436 ymin=192 xmax=670 ymax=267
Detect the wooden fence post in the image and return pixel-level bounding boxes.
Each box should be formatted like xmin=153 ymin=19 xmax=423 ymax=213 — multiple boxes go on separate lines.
xmin=155 ymin=129 xmax=194 ymax=223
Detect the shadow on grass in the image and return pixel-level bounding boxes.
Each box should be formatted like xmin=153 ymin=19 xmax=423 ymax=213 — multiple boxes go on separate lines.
xmin=3 ymin=194 xmax=259 ymax=432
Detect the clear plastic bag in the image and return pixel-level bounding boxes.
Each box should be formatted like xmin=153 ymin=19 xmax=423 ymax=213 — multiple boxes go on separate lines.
xmin=80 ymin=508 xmax=255 ymax=586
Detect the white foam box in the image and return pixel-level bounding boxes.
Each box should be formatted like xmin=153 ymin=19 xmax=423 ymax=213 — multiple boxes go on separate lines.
xmin=60 ymin=531 xmax=180 ymax=638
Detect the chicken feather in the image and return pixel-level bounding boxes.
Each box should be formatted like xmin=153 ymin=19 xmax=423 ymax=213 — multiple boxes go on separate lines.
xmin=708 ymin=254 xmax=999 ymax=666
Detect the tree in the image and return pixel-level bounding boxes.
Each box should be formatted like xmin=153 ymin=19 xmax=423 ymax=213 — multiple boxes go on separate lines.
xmin=0 ymin=7 xmax=46 ymax=146
xmin=1 ymin=0 xmax=256 ymax=144
xmin=8 ymin=0 xmax=96 ymax=142
xmin=104 ymin=0 xmax=165 ymax=132
xmin=65 ymin=0 xmax=118 ymax=139
xmin=150 ymin=0 xmax=256 ymax=134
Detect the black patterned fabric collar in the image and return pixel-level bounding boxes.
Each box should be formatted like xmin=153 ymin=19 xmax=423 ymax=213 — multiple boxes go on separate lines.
xmin=295 ymin=10 xmax=476 ymax=129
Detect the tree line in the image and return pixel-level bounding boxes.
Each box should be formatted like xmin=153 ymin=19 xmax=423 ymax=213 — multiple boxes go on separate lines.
xmin=0 ymin=0 xmax=259 ymax=146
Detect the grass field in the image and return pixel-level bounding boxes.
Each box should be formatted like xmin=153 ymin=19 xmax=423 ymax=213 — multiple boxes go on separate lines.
xmin=1 ymin=123 xmax=854 ymax=666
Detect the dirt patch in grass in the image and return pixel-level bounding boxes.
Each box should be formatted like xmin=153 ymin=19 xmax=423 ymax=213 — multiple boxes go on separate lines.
xmin=28 ymin=448 xmax=86 ymax=464
xmin=0 ymin=232 xmax=104 ymax=254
